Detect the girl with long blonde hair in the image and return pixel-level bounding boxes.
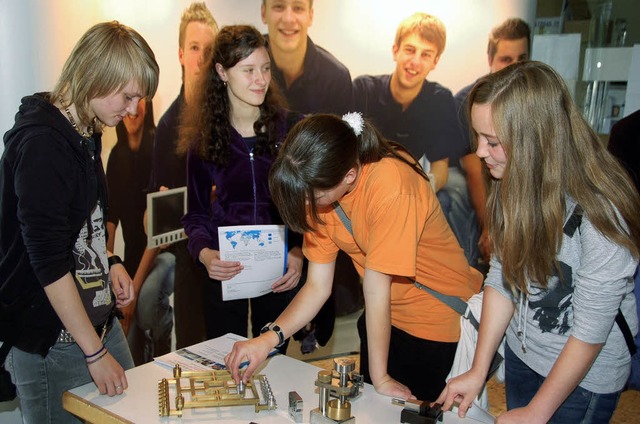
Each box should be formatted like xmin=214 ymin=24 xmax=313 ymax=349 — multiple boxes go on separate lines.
xmin=437 ymin=61 xmax=640 ymax=423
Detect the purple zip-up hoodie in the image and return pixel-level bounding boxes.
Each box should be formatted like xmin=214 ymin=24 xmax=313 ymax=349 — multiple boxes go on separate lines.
xmin=182 ymin=110 xmax=302 ymax=263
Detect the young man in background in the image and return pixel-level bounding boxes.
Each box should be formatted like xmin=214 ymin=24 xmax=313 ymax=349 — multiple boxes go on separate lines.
xmin=447 ymin=18 xmax=531 ymax=270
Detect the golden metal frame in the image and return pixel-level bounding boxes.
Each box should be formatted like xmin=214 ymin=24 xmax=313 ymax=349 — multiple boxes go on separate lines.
xmin=158 ymin=364 xmax=276 ymax=417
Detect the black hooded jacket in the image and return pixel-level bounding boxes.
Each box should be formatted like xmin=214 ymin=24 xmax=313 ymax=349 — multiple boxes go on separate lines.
xmin=0 ymin=93 xmax=107 ymax=356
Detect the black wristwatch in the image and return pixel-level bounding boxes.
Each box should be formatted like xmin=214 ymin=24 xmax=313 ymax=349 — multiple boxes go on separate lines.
xmin=260 ymin=322 xmax=285 ymax=348
xmin=108 ymin=255 xmax=123 ymax=268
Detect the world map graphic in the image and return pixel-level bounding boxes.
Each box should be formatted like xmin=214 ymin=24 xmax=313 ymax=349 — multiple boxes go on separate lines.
xmin=223 ymin=230 xmax=274 ymax=249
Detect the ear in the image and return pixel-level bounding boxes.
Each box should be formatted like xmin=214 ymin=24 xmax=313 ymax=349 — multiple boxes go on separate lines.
xmin=433 ymin=54 xmax=441 ymax=67
xmin=343 ymin=167 xmax=358 ymax=185
xmin=215 ymin=63 xmax=227 ymax=81
xmin=179 ymin=47 xmax=185 ymax=66
xmin=392 ymin=44 xmax=399 ymax=61
xmin=309 ymin=5 xmax=314 ymax=26
xmin=261 ymin=4 xmax=267 ymax=24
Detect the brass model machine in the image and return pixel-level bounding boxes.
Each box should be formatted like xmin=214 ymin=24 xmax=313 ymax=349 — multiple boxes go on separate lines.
xmin=158 ymin=364 xmax=276 ymax=417
xmin=310 ymin=358 xmax=363 ymax=424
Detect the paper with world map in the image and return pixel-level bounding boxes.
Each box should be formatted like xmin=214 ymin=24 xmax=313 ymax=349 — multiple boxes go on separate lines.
xmin=217 ymin=224 xmax=287 ymax=300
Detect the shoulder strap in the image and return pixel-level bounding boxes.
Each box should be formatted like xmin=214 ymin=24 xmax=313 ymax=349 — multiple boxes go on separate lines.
xmin=412 ymin=280 xmax=471 ymax=318
xmin=616 ymin=310 xmax=638 ymax=356
xmin=332 ymin=201 xmax=353 ymax=235
xmin=332 ymin=201 xmax=472 ymax=321
xmin=563 ymin=204 xmax=583 ymax=237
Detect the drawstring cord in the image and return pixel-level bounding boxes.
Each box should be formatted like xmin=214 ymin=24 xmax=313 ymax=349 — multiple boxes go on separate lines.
xmin=83 ymin=139 xmax=94 ymax=240
xmin=516 ymin=287 xmax=529 ymax=353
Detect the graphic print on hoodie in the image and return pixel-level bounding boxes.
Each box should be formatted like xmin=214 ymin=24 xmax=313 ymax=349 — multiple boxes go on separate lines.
xmin=528 ymin=261 xmax=574 ymax=336
xmin=74 ymin=201 xmax=112 ymax=311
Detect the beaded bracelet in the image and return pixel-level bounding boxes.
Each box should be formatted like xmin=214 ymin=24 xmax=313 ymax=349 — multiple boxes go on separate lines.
xmin=86 ymin=349 xmax=108 ymax=365
xmin=84 ymin=345 xmax=106 ymax=359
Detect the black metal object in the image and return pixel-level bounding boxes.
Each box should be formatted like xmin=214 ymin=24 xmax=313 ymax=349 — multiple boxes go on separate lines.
xmin=394 ymin=399 xmax=444 ymax=424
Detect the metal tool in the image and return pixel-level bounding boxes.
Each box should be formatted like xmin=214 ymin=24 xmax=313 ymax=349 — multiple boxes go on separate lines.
xmin=392 ymin=398 xmax=443 ymax=424
xmin=289 ymin=391 xmax=304 ymax=423
xmin=310 ymin=358 xmax=363 ymax=424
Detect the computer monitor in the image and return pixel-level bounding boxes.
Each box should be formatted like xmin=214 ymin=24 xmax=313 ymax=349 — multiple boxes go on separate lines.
xmin=146 ymin=186 xmax=187 ymax=248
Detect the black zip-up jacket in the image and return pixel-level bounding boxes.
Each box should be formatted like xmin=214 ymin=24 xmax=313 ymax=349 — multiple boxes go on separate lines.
xmin=0 ymin=93 xmax=106 ymax=356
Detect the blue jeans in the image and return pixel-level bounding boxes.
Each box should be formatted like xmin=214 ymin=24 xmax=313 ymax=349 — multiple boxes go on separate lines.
xmin=505 ymin=343 xmax=620 ymax=423
xmin=438 ymin=167 xmax=481 ymax=269
xmin=127 ymin=251 xmax=175 ymax=364
xmin=5 ymin=319 xmax=133 ymax=424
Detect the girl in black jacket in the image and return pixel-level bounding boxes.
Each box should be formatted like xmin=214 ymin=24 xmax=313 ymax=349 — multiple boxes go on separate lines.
xmin=0 ymin=21 xmax=159 ymax=423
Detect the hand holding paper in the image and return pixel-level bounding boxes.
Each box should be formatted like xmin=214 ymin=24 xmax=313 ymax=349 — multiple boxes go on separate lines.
xmin=272 ymin=246 xmax=303 ymax=293
xmin=198 ymin=247 xmax=243 ymax=281
xmin=217 ymin=225 xmax=288 ymax=300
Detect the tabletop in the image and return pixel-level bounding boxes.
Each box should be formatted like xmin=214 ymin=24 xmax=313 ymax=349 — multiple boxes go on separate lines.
xmin=64 ymin=352 xmax=488 ymax=423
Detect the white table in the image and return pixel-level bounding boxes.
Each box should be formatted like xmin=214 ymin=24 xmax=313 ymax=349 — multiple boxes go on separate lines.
xmin=64 ymin=353 xmax=483 ymax=423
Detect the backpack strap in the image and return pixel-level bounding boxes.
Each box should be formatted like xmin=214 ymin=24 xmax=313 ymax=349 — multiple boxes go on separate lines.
xmin=333 ymin=201 xmax=353 ymax=235
xmin=563 ymin=204 xmax=583 ymax=237
xmin=616 ymin=310 xmax=638 ymax=356
xmin=412 ymin=280 xmax=470 ymax=318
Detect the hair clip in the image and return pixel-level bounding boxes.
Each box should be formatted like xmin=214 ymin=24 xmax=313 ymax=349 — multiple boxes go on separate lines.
xmin=342 ymin=112 xmax=364 ymax=136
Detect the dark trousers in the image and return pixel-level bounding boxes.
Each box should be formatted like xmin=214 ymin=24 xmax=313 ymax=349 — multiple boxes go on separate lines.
xmin=201 ymin=269 xmax=293 ymax=354
xmin=172 ymin=241 xmax=207 ymax=349
xmin=357 ymin=311 xmax=457 ymax=401
xmin=504 ymin=343 xmax=620 ymax=423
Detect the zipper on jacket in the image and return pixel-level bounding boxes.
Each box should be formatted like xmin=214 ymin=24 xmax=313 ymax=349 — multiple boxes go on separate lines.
xmin=249 ymin=149 xmax=257 ymax=223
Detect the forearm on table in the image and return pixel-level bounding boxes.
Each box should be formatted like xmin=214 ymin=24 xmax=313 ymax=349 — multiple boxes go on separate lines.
xmin=527 ymin=336 xmax=603 ymax=422
xmin=362 ymin=269 xmax=393 ymax=384
xmin=44 ymin=273 xmax=104 ymax=356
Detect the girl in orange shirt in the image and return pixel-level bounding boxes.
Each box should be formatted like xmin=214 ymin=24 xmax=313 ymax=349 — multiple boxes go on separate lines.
xmin=226 ymin=113 xmax=481 ymax=400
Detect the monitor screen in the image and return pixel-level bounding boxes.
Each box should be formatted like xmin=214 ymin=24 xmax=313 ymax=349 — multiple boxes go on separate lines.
xmin=146 ymin=186 xmax=187 ymax=248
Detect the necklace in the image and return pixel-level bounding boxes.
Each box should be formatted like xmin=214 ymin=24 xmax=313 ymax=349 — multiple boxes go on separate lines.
xmin=59 ymin=96 xmax=94 ymax=139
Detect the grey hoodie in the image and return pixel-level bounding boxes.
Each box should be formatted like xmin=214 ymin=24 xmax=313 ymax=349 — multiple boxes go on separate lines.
xmin=485 ymin=197 xmax=638 ymax=393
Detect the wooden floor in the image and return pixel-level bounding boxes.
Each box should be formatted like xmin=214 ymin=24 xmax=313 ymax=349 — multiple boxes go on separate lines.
xmin=308 ymin=354 xmax=640 ymax=423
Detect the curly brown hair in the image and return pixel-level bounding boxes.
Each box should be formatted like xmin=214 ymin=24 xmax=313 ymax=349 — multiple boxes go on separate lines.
xmin=177 ymin=25 xmax=286 ymax=166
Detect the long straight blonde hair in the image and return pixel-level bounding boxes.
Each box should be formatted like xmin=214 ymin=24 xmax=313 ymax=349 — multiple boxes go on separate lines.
xmin=469 ymin=61 xmax=640 ymax=292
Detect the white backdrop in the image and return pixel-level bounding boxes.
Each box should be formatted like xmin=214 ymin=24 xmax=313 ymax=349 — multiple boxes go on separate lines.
xmin=0 ymin=0 xmax=536 ymax=155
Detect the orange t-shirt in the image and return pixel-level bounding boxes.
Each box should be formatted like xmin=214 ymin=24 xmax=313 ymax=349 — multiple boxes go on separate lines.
xmin=303 ymin=157 xmax=482 ymax=342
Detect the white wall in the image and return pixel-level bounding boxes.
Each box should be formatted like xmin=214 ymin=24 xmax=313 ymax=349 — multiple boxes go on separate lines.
xmin=0 ymin=0 xmax=536 ymax=156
